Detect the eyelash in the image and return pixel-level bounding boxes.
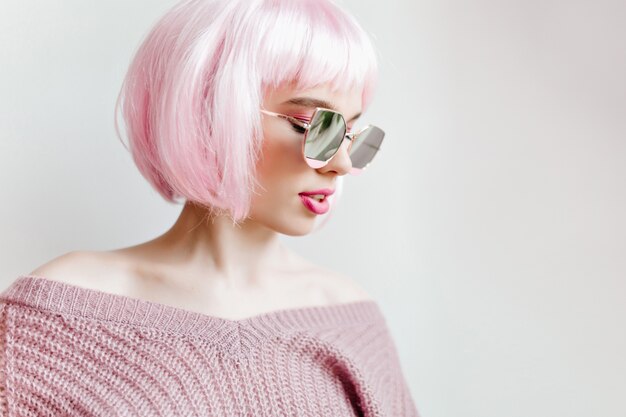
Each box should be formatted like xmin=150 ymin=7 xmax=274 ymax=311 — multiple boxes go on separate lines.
xmin=290 ymin=123 xmax=307 ymax=134
xmin=289 ymin=117 xmax=308 ymax=134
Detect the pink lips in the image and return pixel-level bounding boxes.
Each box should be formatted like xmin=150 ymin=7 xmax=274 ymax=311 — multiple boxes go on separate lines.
xmin=298 ymin=188 xmax=335 ymax=215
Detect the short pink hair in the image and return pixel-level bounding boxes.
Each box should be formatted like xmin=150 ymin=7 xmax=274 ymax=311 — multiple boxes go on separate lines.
xmin=115 ymin=0 xmax=380 ymax=222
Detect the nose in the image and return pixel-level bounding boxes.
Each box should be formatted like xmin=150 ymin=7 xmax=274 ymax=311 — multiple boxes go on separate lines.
xmin=317 ymin=136 xmax=353 ymax=176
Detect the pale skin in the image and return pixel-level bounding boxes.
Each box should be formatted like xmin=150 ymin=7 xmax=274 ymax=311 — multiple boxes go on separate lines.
xmin=28 ymin=82 xmax=373 ymax=321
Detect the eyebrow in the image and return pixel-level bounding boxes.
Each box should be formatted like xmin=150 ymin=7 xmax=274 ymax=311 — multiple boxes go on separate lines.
xmin=284 ymin=97 xmax=362 ymax=122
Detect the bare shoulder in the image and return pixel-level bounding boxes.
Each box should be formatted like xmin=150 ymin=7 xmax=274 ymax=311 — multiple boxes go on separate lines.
xmin=315 ymin=267 xmax=375 ymax=304
xmin=284 ymin=249 xmax=375 ymax=304
xmin=27 ymin=250 xmax=127 ymax=292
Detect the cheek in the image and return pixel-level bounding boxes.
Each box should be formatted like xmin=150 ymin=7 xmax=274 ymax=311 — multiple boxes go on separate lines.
xmin=256 ymin=132 xmax=303 ymax=185
xmin=251 ymin=139 xmax=304 ymax=217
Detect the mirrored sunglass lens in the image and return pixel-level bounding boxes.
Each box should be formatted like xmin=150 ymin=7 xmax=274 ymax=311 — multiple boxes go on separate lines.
xmin=304 ymin=110 xmax=346 ymax=162
xmin=349 ymin=126 xmax=384 ymax=169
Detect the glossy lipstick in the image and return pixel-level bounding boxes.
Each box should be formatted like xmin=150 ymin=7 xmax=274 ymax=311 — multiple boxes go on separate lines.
xmin=298 ymin=188 xmax=334 ymax=215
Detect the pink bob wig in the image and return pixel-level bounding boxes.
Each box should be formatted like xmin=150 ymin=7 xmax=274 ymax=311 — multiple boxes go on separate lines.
xmin=114 ymin=0 xmax=380 ymax=223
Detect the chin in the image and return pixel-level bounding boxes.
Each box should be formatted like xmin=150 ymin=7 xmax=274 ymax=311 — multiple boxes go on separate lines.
xmin=254 ymin=206 xmax=316 ymax=236
xmin=250 ymin=200 xmax=322 ymax=236
xmin=269 ymin=216 xmax=317 ymax=237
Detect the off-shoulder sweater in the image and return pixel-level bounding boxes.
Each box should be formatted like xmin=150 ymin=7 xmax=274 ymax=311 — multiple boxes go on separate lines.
xmin=0 ymin=275 xmax=420 ymax=417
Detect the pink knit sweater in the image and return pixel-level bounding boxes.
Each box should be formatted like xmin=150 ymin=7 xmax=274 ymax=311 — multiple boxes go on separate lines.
xmin=0 ymin=275 xmax=420 ymax=417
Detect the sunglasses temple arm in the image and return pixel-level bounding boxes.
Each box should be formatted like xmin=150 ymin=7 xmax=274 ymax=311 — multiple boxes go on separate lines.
xmin=345 ymin=133 xmax=382 ymax=151
xmin=260 ymin=109 xmax=310 ymax=129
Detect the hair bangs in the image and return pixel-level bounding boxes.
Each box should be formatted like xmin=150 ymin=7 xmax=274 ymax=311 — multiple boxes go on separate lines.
xmin=256 ymin=0 xmax=379 ymax=109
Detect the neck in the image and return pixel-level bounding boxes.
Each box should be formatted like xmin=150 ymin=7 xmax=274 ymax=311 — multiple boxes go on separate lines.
xmin=135 ymin=201 xmax=297 ymax=290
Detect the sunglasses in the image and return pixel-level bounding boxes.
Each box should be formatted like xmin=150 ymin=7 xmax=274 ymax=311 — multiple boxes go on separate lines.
xmin=260 ymin=107 xmax=385 ymax=175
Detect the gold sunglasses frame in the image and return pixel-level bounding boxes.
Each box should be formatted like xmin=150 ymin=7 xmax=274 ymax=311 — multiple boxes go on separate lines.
xmin=260 ymin=107 xmax=383 ymax=173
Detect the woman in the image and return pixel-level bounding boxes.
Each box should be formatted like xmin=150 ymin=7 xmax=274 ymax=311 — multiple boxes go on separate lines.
xmin=0 ymin=0 xmax=420 ymax=415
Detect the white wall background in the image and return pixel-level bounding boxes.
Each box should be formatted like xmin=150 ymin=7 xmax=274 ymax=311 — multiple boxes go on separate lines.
xmin=1 ymin=1 xmax=625 ymax=416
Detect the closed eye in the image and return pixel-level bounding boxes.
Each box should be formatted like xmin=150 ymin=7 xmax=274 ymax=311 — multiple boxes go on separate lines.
xmin=289 ymin=116 xmax=309 ymax=134
xmin=290 ymin=122 xmax=307 ymax=134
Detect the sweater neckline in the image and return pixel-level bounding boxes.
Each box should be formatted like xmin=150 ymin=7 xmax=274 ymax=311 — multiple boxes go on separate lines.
xmin=2 ymin=275 xmax=383 ymax=339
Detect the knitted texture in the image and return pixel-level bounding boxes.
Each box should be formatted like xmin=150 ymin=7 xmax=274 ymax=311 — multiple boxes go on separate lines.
xmin=0 ymin=276 xmax=420 ymax=417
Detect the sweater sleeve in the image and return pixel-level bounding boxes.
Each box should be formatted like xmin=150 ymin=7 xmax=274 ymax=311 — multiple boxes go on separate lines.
xmin=377 ymin=317 xmax=420 ymax=417
xmin=0 ymin=302 xmax=9 ymax=416
xmin=384 ymin=327 xmax=421 ymax=417
xmin=304 ymin=314 xmax=421 ymax=417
